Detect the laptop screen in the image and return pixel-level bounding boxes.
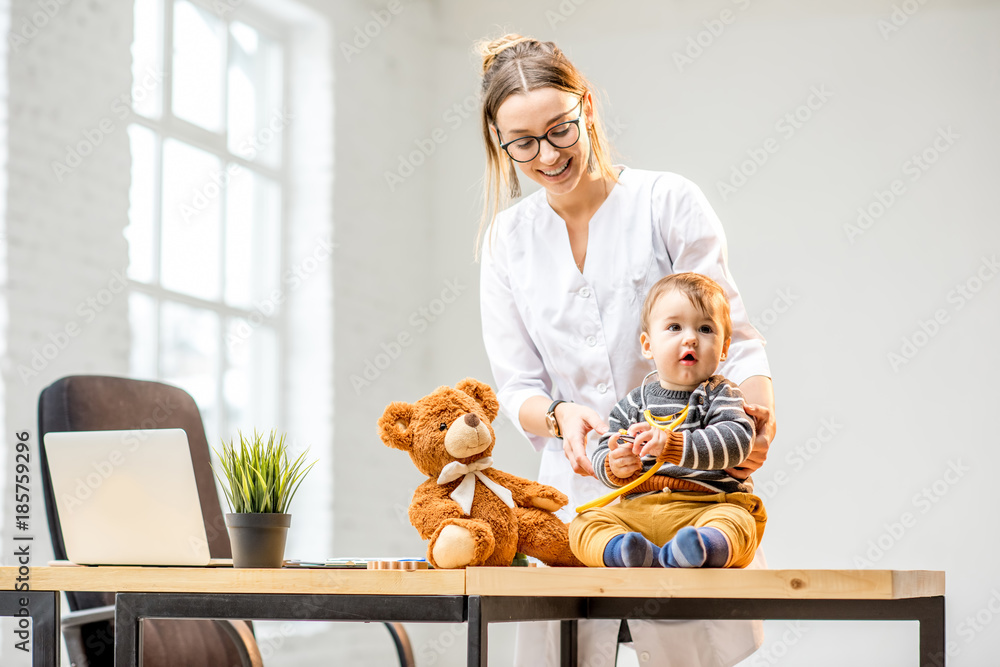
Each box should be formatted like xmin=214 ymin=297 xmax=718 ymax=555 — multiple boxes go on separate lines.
xmin=44 ymin=428 xmax=212 ymax=566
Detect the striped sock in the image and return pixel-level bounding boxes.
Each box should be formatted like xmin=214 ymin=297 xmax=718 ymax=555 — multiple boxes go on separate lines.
xmin=603 ymin=532 xmax=662 ymax=568
xmin=659 ymin=527 xmax=730 ymax=568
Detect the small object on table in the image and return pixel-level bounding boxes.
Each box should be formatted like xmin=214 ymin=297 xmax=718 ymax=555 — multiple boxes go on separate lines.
xmin=511 ymin=553 xmax=537 ymax=567
xmin=367 ymin=558 xmax=430 ymax=570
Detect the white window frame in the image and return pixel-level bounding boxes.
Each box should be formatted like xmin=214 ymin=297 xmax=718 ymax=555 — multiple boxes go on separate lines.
xmin=128 ymin=0 xmax=293 ymax=438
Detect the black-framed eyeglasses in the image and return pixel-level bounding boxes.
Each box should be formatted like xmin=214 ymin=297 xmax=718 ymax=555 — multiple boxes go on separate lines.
xmin=496 ymin=100 xmax=584 ymax=163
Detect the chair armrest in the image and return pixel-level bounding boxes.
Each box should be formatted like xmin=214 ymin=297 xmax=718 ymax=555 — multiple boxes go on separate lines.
xmin=215 ymin=619 xmax=264 ymax=667
xmin=61 ymin=604 xmax=115 ymax=629
xmin=385 ymin=622 xmax=415 ymax=667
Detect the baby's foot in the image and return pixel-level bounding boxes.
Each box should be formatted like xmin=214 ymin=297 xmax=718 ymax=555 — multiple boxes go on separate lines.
xmin=603 ymin=532 xmax=662 ymax=567
xmin=659 ymin=526 xmax=730 ymax=568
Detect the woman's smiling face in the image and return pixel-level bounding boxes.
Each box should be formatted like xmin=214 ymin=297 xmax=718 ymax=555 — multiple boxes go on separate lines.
xmin=493 ymin=87 xmax=593 ymax=197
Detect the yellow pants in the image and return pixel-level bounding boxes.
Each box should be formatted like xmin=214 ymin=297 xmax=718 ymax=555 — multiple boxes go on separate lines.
xmin=569 ymin=491 xmax=767 ymax=568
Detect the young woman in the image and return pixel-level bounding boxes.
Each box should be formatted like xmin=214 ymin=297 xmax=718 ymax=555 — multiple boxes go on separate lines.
xmin=477 ymin=34 xmax=776 ymax=667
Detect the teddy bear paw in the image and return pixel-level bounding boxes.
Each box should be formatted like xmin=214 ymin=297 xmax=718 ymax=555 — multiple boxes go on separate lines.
xmin=531 ymin=496 xmax=563 ymax=512
xmin=432 ymin=524 xmax=477 ymax=569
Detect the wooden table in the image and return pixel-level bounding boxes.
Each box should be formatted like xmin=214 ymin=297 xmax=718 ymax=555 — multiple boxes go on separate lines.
xmin=1 ymin=566 xmax=946 ymax=666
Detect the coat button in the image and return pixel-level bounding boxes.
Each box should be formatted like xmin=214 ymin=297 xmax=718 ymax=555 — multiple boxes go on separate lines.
xmin=580 ymin=287 xmax=591 ymax=298
xmin=586 ymin=336 xmax=597 ymax=346
xmin=597 ymin=383 xmax=607 ymax=394
xmin=640 ymin=651 xmax=651 ymax=662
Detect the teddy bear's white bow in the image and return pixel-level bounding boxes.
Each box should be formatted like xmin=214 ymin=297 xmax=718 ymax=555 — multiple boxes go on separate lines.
xmin=436 ymin=456 xmax=515 ymax=516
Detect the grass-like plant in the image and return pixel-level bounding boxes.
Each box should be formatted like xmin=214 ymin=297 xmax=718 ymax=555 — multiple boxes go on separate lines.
xmin=212 ymin=429 xmax=316 ymax=514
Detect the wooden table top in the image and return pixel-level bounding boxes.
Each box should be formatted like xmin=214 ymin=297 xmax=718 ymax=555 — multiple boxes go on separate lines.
xmin=1 ymin=566 xmax=943 ymax=600
xmin=466 ymin=567 xmax=945 ymax=600
xmin=0 ymin=566 xmax=466 ymax=595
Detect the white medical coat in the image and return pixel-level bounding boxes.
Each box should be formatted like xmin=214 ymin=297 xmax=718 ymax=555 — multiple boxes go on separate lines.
xmin=480 ymin=167 xmax=771 ymax=667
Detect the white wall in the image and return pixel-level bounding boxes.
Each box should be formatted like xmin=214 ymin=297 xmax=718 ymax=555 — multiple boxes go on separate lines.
xmin=1 ymin=0 xmax=998 ymax=666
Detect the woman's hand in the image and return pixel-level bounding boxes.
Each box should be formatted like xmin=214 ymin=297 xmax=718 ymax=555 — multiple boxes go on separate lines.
xmin=556 ymin=402 xmax=607 ymax=477
xmin=725 ymin=402 xmax=775 ymax=480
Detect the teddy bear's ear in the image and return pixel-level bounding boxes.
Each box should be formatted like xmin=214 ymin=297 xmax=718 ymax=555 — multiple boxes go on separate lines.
xmin=455 ymin=378 xmax=499 ymax=422
xmin=378 ymin=401 xmax=414 ymax=451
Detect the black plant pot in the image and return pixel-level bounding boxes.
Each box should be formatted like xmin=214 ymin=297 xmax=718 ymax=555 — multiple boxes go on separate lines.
xmin=225 ymin=513 xmax=291 ymax=568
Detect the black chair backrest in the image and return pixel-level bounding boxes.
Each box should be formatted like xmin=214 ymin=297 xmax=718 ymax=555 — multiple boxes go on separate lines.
xmin=37 ymin=375 xmax=232 ymax=612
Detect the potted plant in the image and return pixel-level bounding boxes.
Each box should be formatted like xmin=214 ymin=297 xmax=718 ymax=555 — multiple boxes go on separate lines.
xmin=213 ymin=429 xmax=316 ymax=568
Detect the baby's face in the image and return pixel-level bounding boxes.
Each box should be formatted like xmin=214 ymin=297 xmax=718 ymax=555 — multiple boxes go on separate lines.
xmin=640 ymin=289 xmax=731 ymax=391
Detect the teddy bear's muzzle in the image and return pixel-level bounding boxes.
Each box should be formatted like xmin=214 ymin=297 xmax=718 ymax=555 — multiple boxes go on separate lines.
xmin=444 ymin=413 xmax=492 ymax=458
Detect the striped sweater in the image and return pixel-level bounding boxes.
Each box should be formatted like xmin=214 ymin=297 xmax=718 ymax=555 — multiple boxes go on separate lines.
xmin=592 ymin=375 xmax=755 ymax=495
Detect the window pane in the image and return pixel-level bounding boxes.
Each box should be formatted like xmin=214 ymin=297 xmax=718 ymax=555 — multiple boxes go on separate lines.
xmin=228 ymin=21 xmax=284 ymax=166
xmin=132 ymin=0 xmax=163 ymax=118
xmin=225 ymin=168 xmax=281 ymax=308
xmin=161 ymin=300 xmax=220 ymax=439
xmin=225 ymin=318 xmax=278 ymax=436
xmin=173 ymin=0 xmax=225 ymax=132
xmin=129 ymin=291 xmax=158 ymax=379
xmin=126 ymin=124 xmax=158 ymax=283
xmin=161 ymin=138 xmax=221 ymax=300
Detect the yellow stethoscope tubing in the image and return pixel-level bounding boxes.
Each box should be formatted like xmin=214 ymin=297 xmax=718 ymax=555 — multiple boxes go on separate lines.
xmin=574 ymin=405 xmax=689 ymax=513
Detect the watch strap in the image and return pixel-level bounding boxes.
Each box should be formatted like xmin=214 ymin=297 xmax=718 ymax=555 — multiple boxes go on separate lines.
xmin=546 ymin=400 xmax=566 ymax=438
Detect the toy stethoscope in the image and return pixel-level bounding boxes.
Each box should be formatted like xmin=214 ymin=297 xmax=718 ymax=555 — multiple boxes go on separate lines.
xmin=575 ymin=370 xmax=689 ymax=513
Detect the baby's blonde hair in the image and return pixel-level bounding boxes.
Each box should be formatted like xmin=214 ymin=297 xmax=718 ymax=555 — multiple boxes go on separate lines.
xmin=474 ymin=33 xmax=618 ymax=257
xmin=641 ymin=273 xmax=733 ymax=341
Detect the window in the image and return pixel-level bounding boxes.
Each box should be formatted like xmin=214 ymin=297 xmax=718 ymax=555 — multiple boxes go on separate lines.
xmin=126 ymin=0 xmax=289 ymax=441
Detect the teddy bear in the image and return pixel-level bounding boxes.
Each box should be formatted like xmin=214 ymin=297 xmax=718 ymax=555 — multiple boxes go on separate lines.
xmin=378 ymin=378 xmax=582 ymax=568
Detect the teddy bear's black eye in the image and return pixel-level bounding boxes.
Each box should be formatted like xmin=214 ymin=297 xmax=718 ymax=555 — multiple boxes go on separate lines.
xmin=439 ymin=422 xmax=448 ymax=431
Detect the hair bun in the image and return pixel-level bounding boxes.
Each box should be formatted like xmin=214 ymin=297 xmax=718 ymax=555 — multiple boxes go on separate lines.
xmin=477 ymin=33 xmax=535 ymax=75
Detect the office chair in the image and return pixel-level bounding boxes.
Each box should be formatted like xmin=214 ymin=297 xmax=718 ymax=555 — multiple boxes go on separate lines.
xmin=38 ymin=375 xmax=413 ymax=667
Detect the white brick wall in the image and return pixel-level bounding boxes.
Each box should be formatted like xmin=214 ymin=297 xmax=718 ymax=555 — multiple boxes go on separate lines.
xmin=2 ymin=1 xmax=132 ymax=665
xmin=1 ymin=0 xmax=133 ymax=564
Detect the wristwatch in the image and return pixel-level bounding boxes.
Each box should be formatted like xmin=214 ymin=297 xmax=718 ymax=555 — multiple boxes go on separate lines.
xmin=545 ymin=400 xmax=567 ymax=439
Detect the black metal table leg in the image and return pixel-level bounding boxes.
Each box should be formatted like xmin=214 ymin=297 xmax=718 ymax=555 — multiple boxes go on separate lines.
xmin=588 ymin=596 xmax=947 ymax=667
xmin=114 ymin=592 xmax=467 ymax=667
xmin=467 ymin=596 xmax=487 ymax=667
xmin=114 ymin=593 xmax=142 ymax=667
xmin=917 ymin=596 xmax=946 ymax=667
xmin=469 ymin=596 xmax=586 ymax=667
xmin=1 ymin=591 xmax=60 ymax=667
xmin=559 ymin=619 xmax=578 ymax=667
xmin=32 ymin=592 xmax=59 ymax=667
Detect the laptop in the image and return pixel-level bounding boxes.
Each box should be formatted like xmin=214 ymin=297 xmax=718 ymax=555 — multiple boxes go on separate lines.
xmin=44 ymin=428 xmax=229 ymax=566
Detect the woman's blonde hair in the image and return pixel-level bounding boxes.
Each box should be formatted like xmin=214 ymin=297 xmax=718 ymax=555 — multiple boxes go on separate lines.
xmin=474 ymin=33 xmax=618 ymax=258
